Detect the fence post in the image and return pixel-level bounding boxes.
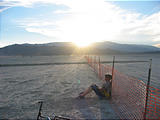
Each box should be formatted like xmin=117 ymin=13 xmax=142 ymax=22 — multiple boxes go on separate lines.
xmin=94 ymin=56 xmax=96 ymax=71
xmin=144 ymin=59 xmax=152 ymax=119
xmin=112 ymin=56 xmax=115 ymax=80
xmin=98 ymin=56 xmax=101 ymax=79
xmin=87 ymin=55 xmax=89 ymax=63
xmin=111 ymin=56 xmax=115 ymax=97
xmin=91 ymin=56 xmax=92 ymax=67
xmin=88 ymin=55 xmax=90 ymax=65
xmin=95 ymin=56 xmax=97 ymax=73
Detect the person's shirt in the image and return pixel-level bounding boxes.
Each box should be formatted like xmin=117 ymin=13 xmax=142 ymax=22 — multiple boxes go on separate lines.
xmin=101 ymin=81 xmax=111 ymax=97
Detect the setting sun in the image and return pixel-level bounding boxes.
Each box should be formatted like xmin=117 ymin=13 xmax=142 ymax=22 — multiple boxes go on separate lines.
xmin=73 ymin=41 xmax=92 ymax=47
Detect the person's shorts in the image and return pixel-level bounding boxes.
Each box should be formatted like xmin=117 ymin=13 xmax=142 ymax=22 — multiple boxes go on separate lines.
xmin=91 ymin=84 xmax=105 ymax=99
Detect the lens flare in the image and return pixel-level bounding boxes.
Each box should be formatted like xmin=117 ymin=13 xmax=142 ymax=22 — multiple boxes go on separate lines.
xmin=73 ymin=41 xmax=92 ymax=47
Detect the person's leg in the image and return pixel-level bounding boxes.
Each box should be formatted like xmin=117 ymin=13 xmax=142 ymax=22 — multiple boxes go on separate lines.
xmin=80 ymin=85 xmax=93 ymax=97
xmin=91 ymin=85 xmax=105 ymax=99
xmin=79 ymin=84 xmax=104 ymax=98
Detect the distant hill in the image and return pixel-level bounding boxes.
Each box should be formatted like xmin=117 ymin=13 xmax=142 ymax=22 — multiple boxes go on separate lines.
xmin=92 ymin=42 xmax=160 ymax=53
xmin=0 ymin=41 xmax=160 ymax=56
xmin=0 ymin=43 xmax=76 ymax=56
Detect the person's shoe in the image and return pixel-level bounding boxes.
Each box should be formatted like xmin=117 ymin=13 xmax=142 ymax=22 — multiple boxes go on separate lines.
xmin=76 ymin=92 xmax=85 ymax=99
xmin=77 ymin=95 xmax=85 ymax=99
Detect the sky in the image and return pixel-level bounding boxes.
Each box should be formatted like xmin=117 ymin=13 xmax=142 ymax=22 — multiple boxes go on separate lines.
xmin=0 ymin=0 xmax=160 ymax=48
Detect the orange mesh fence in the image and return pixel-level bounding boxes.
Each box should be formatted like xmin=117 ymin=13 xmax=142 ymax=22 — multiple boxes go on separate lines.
xmin=85 ymin=55 xmax=160 ymax=119
xmin=146 ymin=87 xmax=160 ymax=119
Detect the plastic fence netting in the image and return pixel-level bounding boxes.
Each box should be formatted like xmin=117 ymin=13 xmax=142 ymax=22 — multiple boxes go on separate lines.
xmin=85 ymin=56 xmax=160 ymax=119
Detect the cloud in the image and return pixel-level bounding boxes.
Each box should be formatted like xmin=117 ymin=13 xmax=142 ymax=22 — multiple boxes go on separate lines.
xmin=17 ymin=0 xmax=139 ymax=43
xmin=153 ymin=43 xmax=160 ymax=48
xmin=0 ymin=0 xmax=79 ymax=9
xmin=26 ymin=27 xmax=61 ymax=38
xmin=1 ymin=0 xmax=160 ymax=45
xmin=0 ymin=6 xmax=10 ymax=12
xmin=129 ymin=12 xmax=160 ymax=35
xmin=18 ymin=19 xmax=57 ymax=27
xmin=0 ymin=0 xmax=66 ymax=11
xmin=152 ymin=35 xmax=160 ymax=42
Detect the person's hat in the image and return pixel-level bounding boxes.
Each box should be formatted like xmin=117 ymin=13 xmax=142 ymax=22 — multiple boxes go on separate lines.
xmin=105 ymin=74 xmax=112 ymax=79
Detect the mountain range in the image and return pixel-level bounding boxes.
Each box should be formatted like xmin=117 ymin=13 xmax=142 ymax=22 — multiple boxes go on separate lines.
xmin=0 ymin=41 xmax=160 ymax=56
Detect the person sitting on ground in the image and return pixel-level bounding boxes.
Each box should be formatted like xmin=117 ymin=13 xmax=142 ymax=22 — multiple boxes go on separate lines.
xmin=78 ymin=74 xmax=112 ymax=99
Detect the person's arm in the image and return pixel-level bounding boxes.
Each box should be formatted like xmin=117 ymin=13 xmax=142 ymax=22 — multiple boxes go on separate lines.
xmin=99 ymin=87 xmax=103 ymax=91
xmin=99 ymin=84 xmax=105 ymax=91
